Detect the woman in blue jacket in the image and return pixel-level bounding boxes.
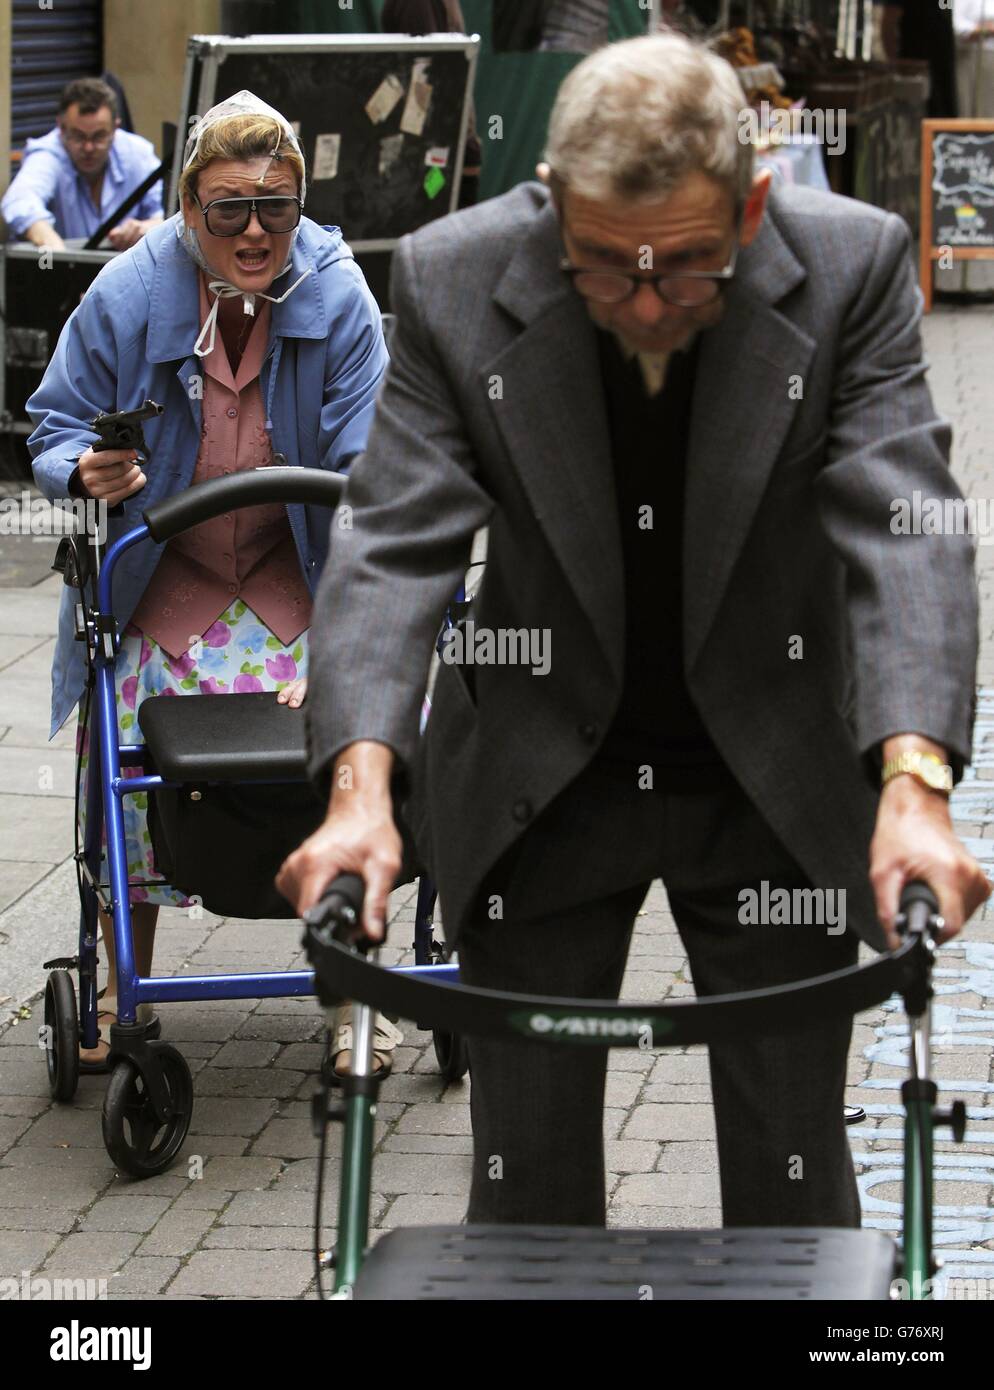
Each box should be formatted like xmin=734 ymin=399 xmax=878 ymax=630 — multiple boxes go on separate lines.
xmin=27 ymin=92 xmax=391 ymax=1071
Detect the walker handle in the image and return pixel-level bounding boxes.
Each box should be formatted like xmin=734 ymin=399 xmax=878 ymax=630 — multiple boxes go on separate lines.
xmin=898 ymin=880 xmax=941 ymax=938
xmin=305 ymin=873 xmax=369 ymax=950
xmin=143 ymin=467 xmax=345 ymax=543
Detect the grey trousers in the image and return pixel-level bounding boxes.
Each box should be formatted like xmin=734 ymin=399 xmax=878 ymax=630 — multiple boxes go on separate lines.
xmin=457 ymin=759 xmax=861 ymax=1228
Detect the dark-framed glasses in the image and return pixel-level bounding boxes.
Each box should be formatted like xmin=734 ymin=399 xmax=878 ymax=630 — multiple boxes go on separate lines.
xmin=194 ymin=194 xmax=303 ymax=237
xmin=560 ymin=226 xmax=743 ymax=308
xmin=62 ymin=128 xmax=114 ymax=150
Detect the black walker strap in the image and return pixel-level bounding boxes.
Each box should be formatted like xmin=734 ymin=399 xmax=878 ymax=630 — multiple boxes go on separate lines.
xmin=305 ymin=928 xmax=922 ymax=1049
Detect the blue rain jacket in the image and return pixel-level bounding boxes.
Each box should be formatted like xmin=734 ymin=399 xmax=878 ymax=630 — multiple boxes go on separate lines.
xmin=28 ymin=213 xmax=388 ymax=735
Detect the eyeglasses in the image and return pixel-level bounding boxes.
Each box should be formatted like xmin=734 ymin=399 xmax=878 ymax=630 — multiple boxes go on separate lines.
xmin=62 ymin=129 xmax=114 ymax=149
xmin=560 ymin=239 xmax=741 ymax=307
xmin=194 ymin=194 xmax=303 ymax=237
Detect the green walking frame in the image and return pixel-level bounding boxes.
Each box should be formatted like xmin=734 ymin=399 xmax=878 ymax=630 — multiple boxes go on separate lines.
xmin=304 ymin=877 xmax=960 ymax=1301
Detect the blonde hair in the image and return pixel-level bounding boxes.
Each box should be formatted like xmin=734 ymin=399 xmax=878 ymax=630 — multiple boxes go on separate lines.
xmin=179 ymin=113 xmax=305 ymax=203
xmin=545 ymin=33 xmax=753 ymax=207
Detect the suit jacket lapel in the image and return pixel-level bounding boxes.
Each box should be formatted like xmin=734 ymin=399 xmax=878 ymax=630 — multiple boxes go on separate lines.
xmin=487 ymin=194 xmax=624 ymax=678
xmin=683 ymin=209 xmax=814 ymax=671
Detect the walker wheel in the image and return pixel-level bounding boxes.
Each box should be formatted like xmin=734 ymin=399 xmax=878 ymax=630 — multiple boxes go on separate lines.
xmin=44 ymin=970 xmax=80 ymax=1103
xmin=433 ymin=1028 xmax=470 ymax=1083
xmin=102 ymin=1044 xmax=193 ymax=1178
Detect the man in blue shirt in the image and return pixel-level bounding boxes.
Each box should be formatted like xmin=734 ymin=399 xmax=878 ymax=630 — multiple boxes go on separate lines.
xmin=2 ymin=77 xmax=163 ymax=251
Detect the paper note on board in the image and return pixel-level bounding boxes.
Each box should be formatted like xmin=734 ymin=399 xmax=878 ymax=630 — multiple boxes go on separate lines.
xmin=379 ymin=133 xmax=405 ymax=177
xmin=365 ymin=73 xmax=405 ymax=125
xmin=424 ymin=167 xmax=446 ymax=200
xmin=425 ymin=147 xmax=449 ymax=168
xmin=312 ymin=133 xmax=341 ymax=181
xmin=400 ymin=58 xmax=433 ymax=138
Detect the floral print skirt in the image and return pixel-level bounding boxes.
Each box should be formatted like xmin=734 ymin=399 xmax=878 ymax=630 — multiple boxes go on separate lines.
xmin=76 ymin=599 xmax=308 ymax=907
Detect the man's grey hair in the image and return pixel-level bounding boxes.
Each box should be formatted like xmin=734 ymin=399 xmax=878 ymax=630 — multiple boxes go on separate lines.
xmin=544 ymin=33 xmax=754 ymax=207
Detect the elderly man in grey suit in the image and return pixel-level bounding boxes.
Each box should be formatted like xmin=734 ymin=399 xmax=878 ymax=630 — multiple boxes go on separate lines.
xmin=279 ymin=34 xmax=989 ymax=1228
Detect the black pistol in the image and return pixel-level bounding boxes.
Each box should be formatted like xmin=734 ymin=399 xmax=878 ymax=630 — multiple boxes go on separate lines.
xmin=89 ymin=400 xmax=163 ymax=518
xmin=90 ymin=399 xmax=163 ymax=456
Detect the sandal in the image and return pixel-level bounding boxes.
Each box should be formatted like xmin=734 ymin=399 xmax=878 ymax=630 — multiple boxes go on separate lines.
xmin=79 ymin=1000 xmax=162 ymax=1075
xmin=330 ymin=1010 xmax=404 ymax=1083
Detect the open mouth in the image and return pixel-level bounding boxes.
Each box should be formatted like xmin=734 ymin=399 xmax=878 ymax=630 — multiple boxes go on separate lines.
xmin=235 ymin=248 xmax=270 ymax=271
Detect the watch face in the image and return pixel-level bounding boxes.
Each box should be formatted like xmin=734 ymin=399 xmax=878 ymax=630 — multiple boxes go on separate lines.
xmin=882 ymin=753 xmax=953 ymax=793
xmin=919 ymin=756 xmax=953 ymax=792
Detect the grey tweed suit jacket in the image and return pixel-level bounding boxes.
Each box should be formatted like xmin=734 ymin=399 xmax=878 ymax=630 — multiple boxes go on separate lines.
xmin=306 ymin=180 xmax=978 ymax=951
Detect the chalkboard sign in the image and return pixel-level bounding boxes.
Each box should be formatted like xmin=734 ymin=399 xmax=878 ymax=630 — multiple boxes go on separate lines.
xmin=169 ymin=34 xmax=480 ymax=251
xmin=919 ymin=119 xmax=994 ymax=312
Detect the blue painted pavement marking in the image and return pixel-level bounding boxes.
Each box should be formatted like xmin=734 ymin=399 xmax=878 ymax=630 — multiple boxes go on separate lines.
xmin=850 ymin=704 xmax=994 ymax=1291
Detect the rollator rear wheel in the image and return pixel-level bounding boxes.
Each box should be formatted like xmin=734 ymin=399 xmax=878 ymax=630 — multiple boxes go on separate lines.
xmin=44 ymin=970 xmax=80 ymax=1103
xmin=102 ymin=1044 xmax=193 ymax=1178
xmin=433 ymin=1028 xmax=470 ymax=1082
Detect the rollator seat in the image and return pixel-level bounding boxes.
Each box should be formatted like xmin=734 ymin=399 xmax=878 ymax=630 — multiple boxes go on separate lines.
xmin=138 ymin=692 xmax=307 ymax=783
xmin=353 ymin=1226 xmax=897 ymax=1301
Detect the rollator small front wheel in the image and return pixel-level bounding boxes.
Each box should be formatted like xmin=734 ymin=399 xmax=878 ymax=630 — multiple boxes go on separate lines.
xmin=44 ymin=970 xmax=80 ymax=1103
xmin=433 ymin=1029 xmax=470 ymax=1082
xmin=102 ymin=1044 xmax=193 ymax=1178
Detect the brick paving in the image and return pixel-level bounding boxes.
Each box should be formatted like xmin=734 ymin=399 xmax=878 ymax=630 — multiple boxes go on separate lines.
xmin=0 ymin=301 xmax=992 ymax=1299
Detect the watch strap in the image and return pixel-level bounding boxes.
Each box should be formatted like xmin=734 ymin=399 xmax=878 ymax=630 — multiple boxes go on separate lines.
xmin=881 ymin=749 xmax=953 ymax=795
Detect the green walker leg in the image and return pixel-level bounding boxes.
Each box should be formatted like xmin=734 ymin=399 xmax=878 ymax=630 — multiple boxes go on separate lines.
xmin=333 ymin=1002 xmax=378 ymax=1296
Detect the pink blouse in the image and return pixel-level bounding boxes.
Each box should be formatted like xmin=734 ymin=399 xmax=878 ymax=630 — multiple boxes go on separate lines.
xmin=130 ymin=275 xmax=313 ymax=658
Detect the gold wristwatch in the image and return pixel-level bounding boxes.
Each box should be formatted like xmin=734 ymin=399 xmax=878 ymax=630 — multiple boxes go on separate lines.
xmin=881 ymin=749 xmax=953 ymax=796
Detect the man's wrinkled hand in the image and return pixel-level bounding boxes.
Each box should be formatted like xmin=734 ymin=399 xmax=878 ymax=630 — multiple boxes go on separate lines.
xmin=276 ymin=802 xmax=402 ymax=941
xmin=869 ymin=779 xmax=990 ymax=949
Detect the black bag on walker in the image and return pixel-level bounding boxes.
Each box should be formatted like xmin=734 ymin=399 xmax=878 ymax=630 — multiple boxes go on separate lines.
xmin=139 ymin=692 xmax=325 ymax=919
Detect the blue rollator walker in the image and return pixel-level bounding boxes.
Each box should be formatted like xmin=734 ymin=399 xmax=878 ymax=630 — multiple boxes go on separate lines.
xmin=305 ymin=876 xmax=965 ymax=1300
xmin=42 ymin=464 xmax=467 ymax=1177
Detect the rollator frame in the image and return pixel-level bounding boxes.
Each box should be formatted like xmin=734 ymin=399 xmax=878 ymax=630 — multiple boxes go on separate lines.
xmin=305 ymin=877 xmax=966 ymax=1301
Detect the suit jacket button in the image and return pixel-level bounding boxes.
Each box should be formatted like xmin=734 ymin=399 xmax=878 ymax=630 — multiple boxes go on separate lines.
xmin=579 ymin=722 xmax=599 ymax=743
xmin=512 ymin=799 xmax=533 ymax=824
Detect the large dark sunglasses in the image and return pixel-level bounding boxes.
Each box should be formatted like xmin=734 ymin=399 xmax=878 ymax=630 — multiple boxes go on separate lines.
xmin=194 ymin=194 xmax=303 ymax=237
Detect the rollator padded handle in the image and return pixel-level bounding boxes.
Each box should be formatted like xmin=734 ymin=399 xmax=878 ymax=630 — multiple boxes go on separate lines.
xmin=898 ymin=880 xmax=941 ymax=936
xmin=306 ymin=874 xmax=369 ymax=948
xmin=899 ymin=880 xmax=940 ymax=914
xmin=143 ymin=467 xmax=346 ymax=543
